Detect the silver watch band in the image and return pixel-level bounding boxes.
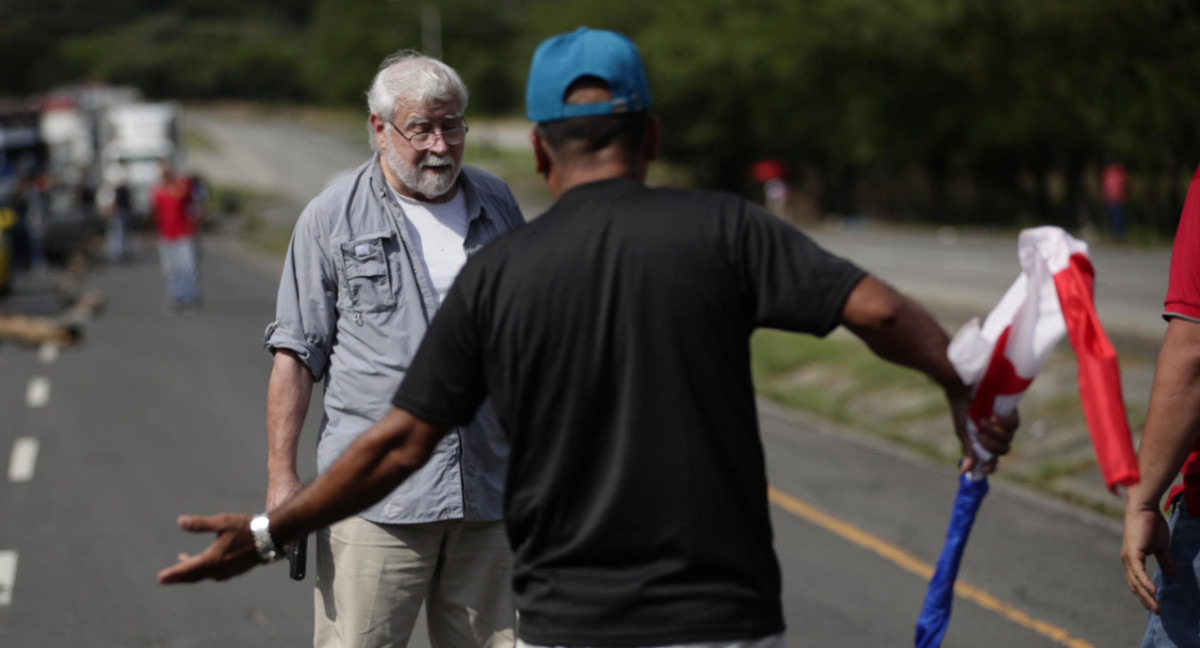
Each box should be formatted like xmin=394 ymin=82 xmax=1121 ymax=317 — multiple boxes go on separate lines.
xmin=249 ymin=514 xmax=279 ymax=563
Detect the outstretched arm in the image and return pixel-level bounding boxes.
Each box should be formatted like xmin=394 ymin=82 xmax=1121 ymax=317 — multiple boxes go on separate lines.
xmin=839 ymin=275 xmax=1016 ymax=472
xmin=158 ymin=408 xmax=448 ymax=584
xmin=1122 ymin=317 xmax=1200 ymax=613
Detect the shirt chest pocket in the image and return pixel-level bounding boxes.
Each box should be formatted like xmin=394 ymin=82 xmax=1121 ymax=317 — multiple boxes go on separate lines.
xmin=339 ymin=236 xmax=398 ymax=312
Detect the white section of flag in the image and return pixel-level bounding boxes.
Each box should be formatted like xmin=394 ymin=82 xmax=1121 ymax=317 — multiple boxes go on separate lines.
xmin=946 ymin=225 xmax=1137 ymax=490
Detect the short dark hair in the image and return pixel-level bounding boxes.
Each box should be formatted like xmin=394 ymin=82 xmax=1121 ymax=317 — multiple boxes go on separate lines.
xmin=535 ymin=112 xmax=650 ymax=158
xmin=534 ymin=76 xmax=649 ymax=159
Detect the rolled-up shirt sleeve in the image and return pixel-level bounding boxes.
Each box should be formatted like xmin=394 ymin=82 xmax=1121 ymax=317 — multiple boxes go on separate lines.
xmin=264 ymin=204 xmax=338 ymax=381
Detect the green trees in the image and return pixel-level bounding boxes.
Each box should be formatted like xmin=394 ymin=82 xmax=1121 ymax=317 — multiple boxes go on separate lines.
xmin=31 ymin=0 xmax=521 ymax=113
xmin=5 ymin=0 xmax=1199 ymax=234
xmin=520 ymin=0 xmax=1200 ymax=234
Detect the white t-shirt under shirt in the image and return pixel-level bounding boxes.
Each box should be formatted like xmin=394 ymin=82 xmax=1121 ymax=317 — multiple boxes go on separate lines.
xmin=391 ymin=187 xmax=469 ymax=306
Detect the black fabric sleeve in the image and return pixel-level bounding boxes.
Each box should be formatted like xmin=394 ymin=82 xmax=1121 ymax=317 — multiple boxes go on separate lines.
xmin=736 ymin=202 xmax=867 ymax=335
xmin=391 ymin=276 xmax=489 ymax=427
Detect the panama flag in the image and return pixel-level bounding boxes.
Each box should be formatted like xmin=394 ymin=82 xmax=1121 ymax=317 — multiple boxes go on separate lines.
xmin=914 ymin=226 xmax=1139 ymax=648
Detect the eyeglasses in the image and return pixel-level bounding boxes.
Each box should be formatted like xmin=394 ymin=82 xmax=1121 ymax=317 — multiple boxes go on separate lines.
xmin=389 ymin=119 xmax=469 ymax=151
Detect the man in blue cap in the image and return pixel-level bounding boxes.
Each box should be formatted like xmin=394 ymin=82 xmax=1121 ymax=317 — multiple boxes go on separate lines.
xmin=160 ymin=28 xmax=1016 ymax=647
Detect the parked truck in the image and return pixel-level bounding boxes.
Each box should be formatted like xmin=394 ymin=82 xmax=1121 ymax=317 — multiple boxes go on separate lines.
xmin=101 ymin=101 xmax=181 ymax=225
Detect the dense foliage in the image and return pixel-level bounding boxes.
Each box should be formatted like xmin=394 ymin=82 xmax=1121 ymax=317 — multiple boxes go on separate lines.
xmin=5 ymin=0 xmax=1198 ymax=234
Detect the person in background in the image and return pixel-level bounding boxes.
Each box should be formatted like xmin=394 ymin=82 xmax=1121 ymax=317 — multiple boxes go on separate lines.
xmin=9 ymin=171 xmax=32 ymax=271
xmin=1103 ymin=160 xmax=1129 ymax=241
xmin=27 ymin=170 xmax=49 ymax=272
xmin=185 ymin=173 xmax=209 ymax=228
xmin=150 ymin=163 xmax=201 ymax=315
xmin=98 ymin=163 xmax=132 ymax=262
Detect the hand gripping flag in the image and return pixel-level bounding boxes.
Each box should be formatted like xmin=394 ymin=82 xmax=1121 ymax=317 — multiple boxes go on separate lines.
xmin=914 ymin=226 xmax=1139 ymax=648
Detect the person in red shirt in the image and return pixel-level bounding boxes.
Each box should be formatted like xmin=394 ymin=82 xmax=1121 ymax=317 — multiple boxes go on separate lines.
xmin=151 ymin=163 xmax=201 ymax=314
xmin=1103 ymin=161 xmax=1129 ymax=241
xmin=1122 ymin=162 xmax=1200 ymax=645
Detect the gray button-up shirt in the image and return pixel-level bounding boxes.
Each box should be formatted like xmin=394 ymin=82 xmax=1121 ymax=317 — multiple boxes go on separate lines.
xmin=264 ymin=156 xmax=524 ymax=524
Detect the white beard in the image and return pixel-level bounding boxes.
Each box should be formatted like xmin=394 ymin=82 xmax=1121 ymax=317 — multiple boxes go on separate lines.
xmin=384 ymin=146 xmax=461 ymax=198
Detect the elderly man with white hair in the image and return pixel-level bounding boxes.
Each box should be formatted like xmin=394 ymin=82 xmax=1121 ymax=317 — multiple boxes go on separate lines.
xmin=261 ymin=50 xmax=523 ymax=648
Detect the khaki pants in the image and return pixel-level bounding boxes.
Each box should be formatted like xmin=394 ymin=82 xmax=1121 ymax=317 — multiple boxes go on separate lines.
xmin=314 ymin=516 xmax=515 ymax=648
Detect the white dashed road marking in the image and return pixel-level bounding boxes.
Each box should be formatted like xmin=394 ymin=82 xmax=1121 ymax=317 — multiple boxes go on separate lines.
xmin=10 ymin=347 xmax=55 ymax=610
xmin=38 ymin=343 xmax=59 ymax=364
xmin=0 ymin=551 xmax=16 ymax=606
xmin=25 ymin=377 xmax=50 ymax=408
xmin=8 ymin=438 xmax=39 ymax=483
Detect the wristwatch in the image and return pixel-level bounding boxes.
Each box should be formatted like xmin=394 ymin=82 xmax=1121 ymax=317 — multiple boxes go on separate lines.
xmin=249 ymin=514 xmax=280 ymax=563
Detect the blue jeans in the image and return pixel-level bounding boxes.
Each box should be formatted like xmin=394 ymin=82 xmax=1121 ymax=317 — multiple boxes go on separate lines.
xmin=1108 ymin=203 xmax=1127 ymax=240
xmin=1141 ymin=499 xmax=1200 ymax=648
xmin=106 ymin=210 xmax=128 ymax=261
xmin=158 ymin=237 xmax=200 ymax=304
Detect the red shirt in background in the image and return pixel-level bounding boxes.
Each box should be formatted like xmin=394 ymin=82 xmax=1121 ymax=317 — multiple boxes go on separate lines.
xmin=1103 ymin=163 xmax=1129 ymax=206
xmin=1164 ymin=163 xmax=1200 ymax=513
xmin=152 ymin=178 xmax=194 ymax=241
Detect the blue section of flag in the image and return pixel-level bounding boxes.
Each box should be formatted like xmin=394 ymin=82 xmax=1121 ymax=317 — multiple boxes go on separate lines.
xmin=915 ymin=471 xmax=990 ymax=648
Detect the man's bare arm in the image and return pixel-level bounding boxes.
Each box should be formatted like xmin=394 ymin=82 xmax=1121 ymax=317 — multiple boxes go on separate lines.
xmin=266 ymin=349 xmax=313 ymax=512
xmin=839 ymin=275 xmax=1015 ymax=471
xmin=1123 ymin=317 xmax=1200 ymax=612
xmin=159 ymin=408 xmax=448 ymax=584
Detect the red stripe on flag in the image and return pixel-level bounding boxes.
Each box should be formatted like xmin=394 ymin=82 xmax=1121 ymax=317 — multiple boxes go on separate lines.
xmin=1053 ymin=253 xmax=1139 ymax=491
xmin=968 ymin=326 xmax=1033 ymax=425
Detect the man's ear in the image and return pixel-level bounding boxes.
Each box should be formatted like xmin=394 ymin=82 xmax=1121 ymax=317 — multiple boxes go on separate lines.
xmin=369 ymin=114 xmax=388 ymax=150
xmin=530 ymin=129 xmax=551 ymax=177
xmin=643 ymin=115 xmax=660 ymax=163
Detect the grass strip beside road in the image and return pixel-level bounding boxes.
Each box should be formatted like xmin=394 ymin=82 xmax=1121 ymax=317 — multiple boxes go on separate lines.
xmin=203 ymin=185 xmax=295 ymax=256
xmin=751 ymin=328 xmax=1146 ymax=518
xmin=752 ymin=329 xmax=960 ymax=462
xmin=752 ymin=329 xmax=948 ymax=431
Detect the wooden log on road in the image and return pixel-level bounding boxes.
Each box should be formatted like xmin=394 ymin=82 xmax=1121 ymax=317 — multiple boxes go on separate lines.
xmin=0 ymin=287 xmax=107 ymax=348
xmin=0 ymin=312 xmax=80 ymax=347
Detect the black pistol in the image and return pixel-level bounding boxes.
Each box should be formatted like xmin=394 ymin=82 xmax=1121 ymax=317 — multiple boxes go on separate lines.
xmin=287 ymin=534 xmax=307 ymax=581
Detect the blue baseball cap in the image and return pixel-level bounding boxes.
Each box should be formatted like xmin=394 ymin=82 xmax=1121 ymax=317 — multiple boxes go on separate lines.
xmin=526 ymin=27 xmax=652 ymax=123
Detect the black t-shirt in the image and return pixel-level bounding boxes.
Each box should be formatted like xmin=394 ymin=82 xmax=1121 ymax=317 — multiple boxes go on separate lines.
xmin=393 ymin=177 xmax=866 ymax=646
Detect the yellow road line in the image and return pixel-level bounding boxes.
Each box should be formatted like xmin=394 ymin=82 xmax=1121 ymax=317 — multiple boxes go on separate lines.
xmin=767 ymin=485 xmax=1096 ymax=648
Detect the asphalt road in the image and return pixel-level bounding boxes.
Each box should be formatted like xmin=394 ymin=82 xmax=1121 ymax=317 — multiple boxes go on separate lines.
xmin=0 ymin=242 xmax=317 ymax=647
xmin=187 ymin=109 xmax=371 ymax=215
